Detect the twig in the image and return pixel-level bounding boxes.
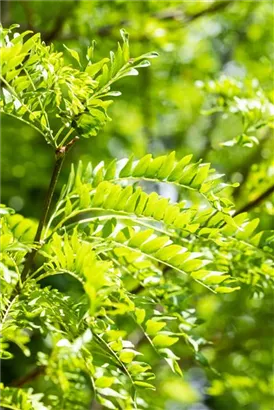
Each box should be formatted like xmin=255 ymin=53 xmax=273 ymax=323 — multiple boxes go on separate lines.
xmin=234 ymin=184 xmax=274 ymax=216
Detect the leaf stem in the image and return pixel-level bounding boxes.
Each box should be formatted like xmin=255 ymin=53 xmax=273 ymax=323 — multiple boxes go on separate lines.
xmin=54 ymin=125 xmax=66 ymax=143
xmin=58 ymin=128 xmax=74 ymax=147
xmin=0 ymin=74 xmax=54 ymax=146
xmin=23 ymin=67 xmax=54 ymax=146
xmin=0 ymin=111 xmax=46 ymax=138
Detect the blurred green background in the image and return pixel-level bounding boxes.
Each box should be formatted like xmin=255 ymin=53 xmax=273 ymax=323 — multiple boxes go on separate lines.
xmin=1 ymin=1 xmax=274 ymax=409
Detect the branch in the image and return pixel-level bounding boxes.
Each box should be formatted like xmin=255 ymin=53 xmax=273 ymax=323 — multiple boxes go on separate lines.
xmin=234 ymin=184 xmax=274 ymax=216
xmin=21 ymin=1 xmax=35 ymax=32
xmin=1 ymin=0 xmax=10 ymax=27
xmin=185 ymin=0 xmax=235 ymax=23
xmin=154 ymin=1 xmax=235 ymax=23
xmin=11 ymin=366 xmax=45 ymax=388
xmin=44 ymin=14 xmax=68 ymax=43
xmin=49 ymin=1 xmax=235 ymax=43
xmin=21 ymin=136 xmax=79 ymax=282
xmin=1 ymin=136 xmax=79 ymax=331
xmin=43 ymin=3 xmax=78 ymax=43
xmin=93 ymin=1 xmax=235 ymax=42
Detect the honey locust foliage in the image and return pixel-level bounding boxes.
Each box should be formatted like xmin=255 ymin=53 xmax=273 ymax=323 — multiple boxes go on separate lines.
xmin=197 ymin=75 xmax=274 ymax=148
xmin=1 ymin=25 xmax=274 ymax=410
xmin=0 ymin=24 xmax=157 ymax=146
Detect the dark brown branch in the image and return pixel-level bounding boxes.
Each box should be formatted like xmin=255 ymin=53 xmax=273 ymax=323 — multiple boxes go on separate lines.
xmin=11 ymin=366 xmax=45 ymax=388
xmin=185 ymin=0 xmax=235 ymax=22
xmin=2 ymin=136 xmax=79 ymax=325
xmin=21 ymin=1 xmax=35 ymax=32
xmin=45 ymin=1 xmax=235 ymax=43
xmin=93 ymin=1 xmax=235 ymax=42
xmin=0 ymin=1 xmax=11 ymax=26
xmin=5 ymin=140 xmax=78 ymax=392
xmin=154 ymin=1 xmax=235 ymax=23
xmin=234 ymin=184 xmax=274 ymax=216
xmin=43 ymin=2 xmax=80 ymax=43
xmin=21 ymin=137 xmax=79 ymax=283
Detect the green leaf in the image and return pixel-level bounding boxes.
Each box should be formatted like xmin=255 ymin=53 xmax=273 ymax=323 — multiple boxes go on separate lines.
xmin=132 ymin=154 xmax=152 ymax=176
xmin=85 ymin=58 xmax=110 ymax=77
xmin=135 ymin=308 xmax=146 ymax=325
xmin=215 ymin=286 xmax=241 ymax=293
xmin=134 ymin=381 xmax=156 ymax=390
xmin=95 ymin=377 xmax=115 ymax=388
xmin=64 ymin=45 xmax=81 ymax=66
xmin=104 ymin=159 xmax=117 ymax=180
xmin=146 ymin=319 xmax=166 ymax=335
xmin=152 ymin=334 xmax=179 ymax=348
xmin=119 ymin=349 xmax=140 ymax=364
xmin=141 ymin=236 xmax=170 ymax=253
xmin=119 ymin=155 xmax=134 ymax=177
xmin=128 ymin=229 xmax=153 ymax=248
xmin=168 ymin=155 xmax=193 ymax=181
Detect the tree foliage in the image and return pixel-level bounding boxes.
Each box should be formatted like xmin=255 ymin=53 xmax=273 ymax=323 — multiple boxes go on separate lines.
xmin=1 ymin=2 xmax=274 ymax=410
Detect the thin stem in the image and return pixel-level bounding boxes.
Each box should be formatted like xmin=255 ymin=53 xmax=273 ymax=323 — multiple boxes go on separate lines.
xmin=58 ymin=128 xmax=74 ymax=147
xmin=54 ymin=125 xmax=66 ymax=143
xmin=82 ymin=234 xmax=215 ymax=294
xmin=1 ymin=75 xmax=21 ymax=98
xmin=1 ymin=295 xmax=18 ymax=326
xmin=23 ymin=67 xmax=54 ymax=146
xmin=63 ymin=213 xmax=181 ymax=241
xmin=27 ymin=264 xmax=46 ymax=281
xmin=0 ymin=74 xmax=55 ymax=146
xmin=0 ymin=111 xmax=46 ymax=138
xmin=44 ymin=199 xmax=67 ymax=238
xmin=91 ymin=330 xmax=136 ymax=394
xmin=21 ymin=136 xmax=79 ymax=283
xmin=92 ymin=61 xmax=135 ymax=100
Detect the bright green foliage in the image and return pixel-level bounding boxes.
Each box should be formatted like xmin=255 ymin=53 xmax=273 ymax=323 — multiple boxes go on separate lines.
xmin=0 ymin=25 xmax=157 ymax=146
xmin=197 ymin=76 xmax=274 ymax=148
xmin=1 ymin=154 xmax=273 ymax=406
xmin=0 ymin=11 xmax=274 ymax=410
xmin=0 ymin=384 xmax=48 ymax=410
